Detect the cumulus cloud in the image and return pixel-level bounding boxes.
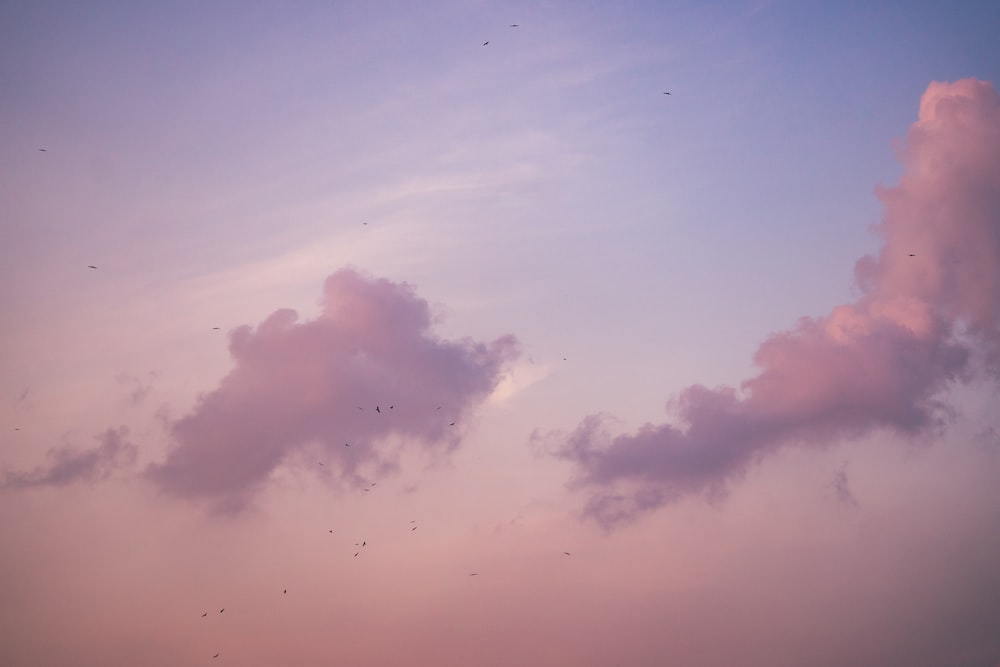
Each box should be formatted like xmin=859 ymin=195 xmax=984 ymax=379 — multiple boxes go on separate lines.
xmin=2 ymin=427 xmax=136 ymax=489
xmin=546 ymin=78 xmax=1000 ymax=528
xmin=146 ymin=269 xmax=518 ymax=511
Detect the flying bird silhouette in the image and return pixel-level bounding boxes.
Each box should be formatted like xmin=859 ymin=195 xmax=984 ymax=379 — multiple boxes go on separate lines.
xmin=510 ymin=24 xmax=519 ymax=27
xmin=663 ymin=91 xmax=671 ymax=95
xmin=88 ymin=265 xmax=97 ymax=269
xmin=201 ymin=612 xmax=207 ymax=617
xmin=908 ymin=253 xmax=916 ymax=257
xmin=564 ymin=552 xmax=572 ymax=556
xmin=213 ymin=654 xmax=219 ymax=659
xmin=219 ymin=608 xmax=224 ymax=614
xmin=212 ymin=327 xmax=220 ymax=330
xmin=283 ymin=589 xmax=287 ymax=594
xmin=38 ymin=148 xmax=46 ymax=152
xmin=376 ymin=405 xmax=380 ymax=414
xmin=482 ymin=41 xmax=489 ymax=46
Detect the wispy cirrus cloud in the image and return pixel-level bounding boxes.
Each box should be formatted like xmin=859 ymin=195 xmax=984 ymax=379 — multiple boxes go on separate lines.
xmin=544 ymin=79 xmax=1000 ymax=528
xmin=145 ymin=268 xmax=518 ymax=512
xmin=2 ymin=427 xmax=136 ymax=489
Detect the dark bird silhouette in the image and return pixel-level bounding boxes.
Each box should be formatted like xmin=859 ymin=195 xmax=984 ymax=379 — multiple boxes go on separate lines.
xmin=411 ymin=526 xmax=417 ymax=531
xmin=283 ymin=589 xmax=287 ymax=594
xmin=510 ymin=24 xmax=519 ymax=27
xmin=201 ymin=612 xmax=208 ymax=617
xmin=219 ymin=608 xmax=224 ymax=614
xmin=38 ymin=148 xmax=46 ymax=152
xmin=354 ymin=552 xmax=359 ymax=557
xmin=362 ymin=541 xmax=366 ymax=546
xmin=344 ymin=443 xmax=350 ymax=447
xmin=88 ymin=265 xmax=97 ymax=269
xmin=389 ymin=405 xmax=394 ymax=410
xmin=908 ymin=253 xmax=916 ymax=257
xmin=213 ymin=654 xmax=219 ymax=659
xmin=370 ymin=482 xmax=376 ymax=487
xmin=362 ymin=488 xmax=370 ymax=492
xmin=483 ymin=41 xmax=489 ymax=46
xmin=317 ymin=461 xmax=325 ymax=466
xmin=212 ymin=327 xmax=220 ymax=330
xmin=329 ymin=530 xmax=333 ymax=533
xmin=663 ymin=91 xmax=671 ymax=95
xmin=563 ymin=552 xmax=572 ymax=556
xmin=376 ymin=405 xmax=381 ymax=414
xmin=469 ymin=573 xmax=478 ymax=576
xmin=449 ymin=422 xmax=456 ymax=426
xmin=436 ymin=406 xmax=442 ymax=410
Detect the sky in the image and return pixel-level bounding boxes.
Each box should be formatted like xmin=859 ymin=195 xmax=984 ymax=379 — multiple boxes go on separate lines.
xmin=1 ymin=1 xmax=1000 ymax=665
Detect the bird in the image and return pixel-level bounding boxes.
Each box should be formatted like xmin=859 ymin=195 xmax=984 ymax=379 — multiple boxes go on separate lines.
xmin=344 ymin=443 xmax=350 ymax=447
xmin=563 ymin=552 xmax=572 ymax=556
xmin=370 ymin=482 xmax=376 ymax=487
xmin=212 ymin=327 xmax=220 ymax=330
xmin=469 ymin=573 xmax=478 ymax=576
xmin=389 ymin=405 xmax=394 ymax=410
xmin=411 ymin=526 xmax=417 ymax=531
xmin=201 ymin=612 xmax=208 ymax=617
xmin=283 ymin=589 xmax=287 ymax=594
xmin=362 ymin=488 xmax=370 ymax=492
xmin=88 ymin=265 xmax=97 ymax=269
xmin=219 ymin=608 xmax=224 ymax=614
xmin=663 ymin=91 xmax=671 ymax=95
xmin=38 ymin=148 xmax=46 ymax=152
xmin=354 ymin=552 xmax=359 ymax=557
xmin=449 ymin=422 xmax=456 ymax=426
xmin=482 ymin=41 xmax=489 ymax=46
xmin=328 ymin=530 xmax=333 ymax=533
xmin=376 ymin=405 xmax=381 ymax=414
xmin=510 ymin=24 xmax=519 ymax=27
xmin=213 ymin=654 xmax=219 ymax=659
xmin=362 ymin=541 xmax=366 ymax=546
xmin=317 ymin=461 xmax=325 ymax=466
xmin=908 ymin=253 xmax=916 ymax=257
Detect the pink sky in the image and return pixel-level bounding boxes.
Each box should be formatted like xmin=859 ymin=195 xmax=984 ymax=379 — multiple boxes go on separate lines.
xmin=2 ymin=4 xmax=1000 ymax=666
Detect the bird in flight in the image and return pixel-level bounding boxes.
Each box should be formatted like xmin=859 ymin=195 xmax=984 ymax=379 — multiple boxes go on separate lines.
xmin=449 ymin=422 xmax=456 ymax=426
xmin=510 ymin=24 xmax=519 ymax=27
xmin=908 ymin=253 xmax=916 ymax=257
xmin=213 ymin=654 xmax=220 ymax=659
xmin=38 ymin=148 xmax=47 ymax=152
xmin=664 ymin=91 xmax=671 ymax=95
xmin=201 ymin=612 xmax=208 ymax=617
xmin=329 ymin=529 xmax=334 ymax=533
xmin=411 ymin=525 xmax=417 ymax=531
xmin=283 ymin=589 xmax=287 ymax=594
xmin=344 ymin=443 xmax=350 ymax=447
xmin=317 ymin=461 xmax=325 ymax=466
xmin=376 ymin=405 xmax=381 ymax=414
xmin=88 ymin=265 xmax=97 ymax=269
xmin=563 ymin=552 xmax=572 ymax=556
xmin=469 ymin=573 xmax=478 ymax=576
xmin=482 ymin=41 xmax=489 ymax=46
xmin=219 ymin=608 xmax=225 ymax=614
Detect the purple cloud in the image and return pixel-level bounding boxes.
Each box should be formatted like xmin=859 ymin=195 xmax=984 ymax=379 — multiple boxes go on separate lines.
xmin=546 ymin=79 xmax=1000 ymax=528
xmin=146 ymin=269 xmax=518 ymax=511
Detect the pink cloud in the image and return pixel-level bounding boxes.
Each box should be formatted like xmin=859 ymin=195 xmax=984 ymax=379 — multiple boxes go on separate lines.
xmin=547 ymin=78 xmax=1000 ymax=527
xmin=146 ymin=269 xmax=518 ymax=511
xmin=2 ymin=427 xmax=136 ymax=489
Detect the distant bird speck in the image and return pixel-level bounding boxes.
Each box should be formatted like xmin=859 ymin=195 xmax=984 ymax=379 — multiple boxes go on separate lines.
xmin=317 ymin=461 xmax=325 ymax=466
xmin=563 ymin=552 xmax=572 ymax=556
xmin=510 ymin=24 xmax=519 ymax=27
xmin=354 ymin=552 xmax=359 ymax=557
xmin=411 ymin=526 xmax=417 ymax=531
xmin=283 ymin=589 xmax=287 ymax=594
xmin=212 ymin=327 xmax=220 ymax=330
xmin=344 ymin=443 xmax=350 ymax=447
xmin=88 ymin=265 xmax=97 ymax=269
xmin=201 ymin=612 xmax=207 ymax=617
xmin=213 ymin=654 xmax=219 ymax=659
xmin=376 ymin=405 xmax=380 ymax=414
xmin=449 ymin=422 xmax=456 ymax=426
xmin=908 ymin=253 xmax=916 ymax=257
xmin=663 ymin=91 xmax=671 ymax=95
xmin=482 ymin=41 xmax=489 ymax=46
xmin=219 ymin=608 xmax=224 ymax=614
xmin=469 ymin=573 xmax=478 ymax=576
xmin=38 ymin=148 xmax=46 ymax=152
